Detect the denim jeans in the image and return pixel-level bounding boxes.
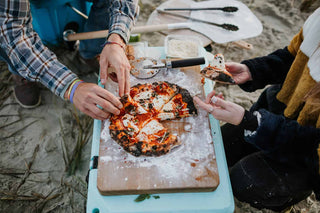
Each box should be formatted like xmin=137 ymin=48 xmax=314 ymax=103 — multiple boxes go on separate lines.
xmin=79 ymin=0 xmax=110 ymax=59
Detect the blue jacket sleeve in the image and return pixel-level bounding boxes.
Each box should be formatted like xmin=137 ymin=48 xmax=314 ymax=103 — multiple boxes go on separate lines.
xmin=239 ymin=47 xmax=295 ymax=92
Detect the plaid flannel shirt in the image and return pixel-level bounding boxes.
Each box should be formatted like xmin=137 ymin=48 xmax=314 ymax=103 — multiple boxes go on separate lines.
xmin=0 ymin=0 xmax=139 ymax=99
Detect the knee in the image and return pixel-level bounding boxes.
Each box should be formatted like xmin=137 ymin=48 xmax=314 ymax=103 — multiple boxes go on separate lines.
xmin=229 ymin=155 xmax=311 ymax=211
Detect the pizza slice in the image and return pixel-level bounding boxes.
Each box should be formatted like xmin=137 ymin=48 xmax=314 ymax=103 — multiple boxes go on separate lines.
xmin=130 ymin=81 xmax=178 ymax=113
xmin=130 ymin=83 xmax=156 ymax=112
xmin=151 ymin=81 xmax=179 ymax=111
xmin=200 ymin=53 xmax=235 ymax=84
xmin=109 ymin=95 xmax=152 ymax=147
xmin=156 ymin=88 xmax=197 ymax=121
xmin=129 ymin=119 xmax=180 ymax=156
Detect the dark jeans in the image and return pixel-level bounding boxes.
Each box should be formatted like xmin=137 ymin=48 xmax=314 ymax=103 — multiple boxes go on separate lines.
xmin=222 ymin=85 xmax=313 ymax=211
xmin=79 ymin=0 xmax=110 ymax=59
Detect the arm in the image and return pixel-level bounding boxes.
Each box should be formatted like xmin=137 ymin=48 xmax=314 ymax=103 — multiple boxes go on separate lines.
xmin=239 ymin=29 xmax=304 ymax=92
xmin=99 ymin=0 xmax=140 ymax=95
xmin=107 ymin=0 xmax=140 ymax=44
xmin=244 ymin=109 xmax=320 ymax=176
xmin=0 ymin=0 xmax=77 ymax=99
xmin=0 ymin=1 xmax=122 ymax=120
xmin=239 ymin=47 xmax=295 ymax=92
xmin=194 ymin=93 xmax=320 ymax=183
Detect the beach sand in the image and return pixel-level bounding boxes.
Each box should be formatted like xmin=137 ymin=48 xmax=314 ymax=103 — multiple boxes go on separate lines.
xmin=1 ymin=0 xmax=320 ymax=212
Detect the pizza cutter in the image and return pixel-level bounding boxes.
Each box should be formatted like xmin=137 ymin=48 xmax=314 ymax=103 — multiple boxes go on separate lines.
xmin=130 ymin=57 xmax=205 ymax=79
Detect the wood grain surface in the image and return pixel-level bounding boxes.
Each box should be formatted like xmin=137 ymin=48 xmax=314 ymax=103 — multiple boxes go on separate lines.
xmin=97 ymin=65 xmax=219 ymax=195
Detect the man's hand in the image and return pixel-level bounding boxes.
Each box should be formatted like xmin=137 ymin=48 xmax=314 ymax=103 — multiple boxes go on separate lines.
xmin=71 ymin=82 xmax=123 ymax=120
xmin=99 ymin=33 xmax=131 ymax=96
xmin=225 ymin=62 xmax=252 ymax=84
xmin=193 ymin=90 xmax=245 ymax=125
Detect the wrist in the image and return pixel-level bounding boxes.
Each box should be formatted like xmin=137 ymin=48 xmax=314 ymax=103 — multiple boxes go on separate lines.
xmin=108 ymin=33 xmax=126 ymax=46
xmin=239 ymin=110 xmax=258 ymax=131
xmin=242 ymin=64 xmax=252 ymax=81
xmin=64 ymin=79 xmax=84 ymax=102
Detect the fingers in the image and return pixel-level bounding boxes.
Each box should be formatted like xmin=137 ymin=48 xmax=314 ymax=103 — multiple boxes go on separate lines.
xmin=83 ymin=107 xmax=111 ymax=120
xmin=96 ymin=88 xmax=123 ymax=109
xmin=100 ymin=60 xmax=108 ymax=85
xmin=205 ymin=90 xmax=217 ymax=104
xmin=210 ymin=96 xmax=228 ymax=108
xmin=125 ymin=61 xmax=131 ymax=95
xmin=117 ymin=66 xmax=125 ymax=97
xmin=205 ymin=91 xmax=224 ymax=104
xmin=72 ymin=83 xmax=123 ymax=120
xmin=194 ymin=96 xmax=214 ymax=113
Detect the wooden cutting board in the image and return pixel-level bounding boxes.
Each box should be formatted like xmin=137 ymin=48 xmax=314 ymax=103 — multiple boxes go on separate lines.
xmin=97 ymin=65 xmax=219 ymax=195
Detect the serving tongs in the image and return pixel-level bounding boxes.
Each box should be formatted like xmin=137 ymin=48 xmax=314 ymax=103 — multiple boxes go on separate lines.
xmin=130 ymin=57 xmax=205 ymax=79
xmin=164 ymin=6 xmax=238 ymax=13
xmin=157 ymin=9 xmax=239 ymax=31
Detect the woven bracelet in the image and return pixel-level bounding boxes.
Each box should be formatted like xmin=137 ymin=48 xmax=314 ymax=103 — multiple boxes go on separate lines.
xmin=102 ymin=41 xmax=125 ymax=50
xmin=70 ymin=81 xmax=84 ymax=104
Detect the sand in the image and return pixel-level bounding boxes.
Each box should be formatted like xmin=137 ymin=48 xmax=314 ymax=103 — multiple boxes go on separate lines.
xmin=1 ymin=0 xmax=320 ymax=212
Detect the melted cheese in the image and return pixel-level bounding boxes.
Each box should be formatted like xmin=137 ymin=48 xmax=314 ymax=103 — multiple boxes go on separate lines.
xmin=162 ymin=100 xmax=174 ymax=112
xmin=211 ymin=54 xmax=226 ymax=70
xmin=136 ymin=105 xmax=147 ymax=114
xmin=153 ymin=96 xmax=167 ymax=111
xmin=122 ymin=114 xmax=139 ymax=133
xmin=140 ymin=120 xmax=164 ymax=134
xmin=133 ymin=90 xmax=153 ymax=101
xmin=157 ymin=112 xmax=175 ymax=120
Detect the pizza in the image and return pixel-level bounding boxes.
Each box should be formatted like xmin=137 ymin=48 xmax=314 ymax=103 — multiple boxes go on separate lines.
xmin=200 ymin=53 xmax=235 ymax=84
xmin=109 ymin=81 xmax=197 ymax=157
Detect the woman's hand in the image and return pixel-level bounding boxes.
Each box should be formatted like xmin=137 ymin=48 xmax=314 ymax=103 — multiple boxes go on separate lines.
xmin=225 ymin=62 xmax=252 ymax=84
xmin=72 ymin=82 xmax=123 ymax=120
xmin=99 ymin=34 xmax=131 ymax=97
xmin=193 ymin=90 xmax=245 ymax=125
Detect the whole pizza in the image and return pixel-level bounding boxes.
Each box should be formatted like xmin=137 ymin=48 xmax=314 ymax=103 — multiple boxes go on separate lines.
xmin=109 ymin=81 xmax=197 ymax=157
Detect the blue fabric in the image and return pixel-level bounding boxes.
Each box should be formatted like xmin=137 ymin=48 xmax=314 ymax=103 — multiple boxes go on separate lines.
xmin=79 ymin=0 xmax=110 ymax=59
xmin=79 ymin=0 xmax=139 ymax=59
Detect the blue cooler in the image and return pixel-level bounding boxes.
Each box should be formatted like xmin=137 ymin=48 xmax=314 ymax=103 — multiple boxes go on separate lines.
xmin=29 ymin=0 xmax=92 ymax=45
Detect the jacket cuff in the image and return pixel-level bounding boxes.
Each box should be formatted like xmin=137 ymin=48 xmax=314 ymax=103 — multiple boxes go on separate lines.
xmin=239 ymin=59 xmax=263 ymax=92
xmin=239 ymin=110 xmax=258 ymax=131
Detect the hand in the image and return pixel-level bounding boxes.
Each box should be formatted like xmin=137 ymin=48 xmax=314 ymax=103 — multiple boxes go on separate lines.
xmin=193 ymin=90 xmax=245 ymax=125
xmin=72 ymin=82 xmax=123 ymax=120
xmin=225 ymin=62 xmax=252 ymax=84
xmin=99 ymin=33 xmax=131 ymax=96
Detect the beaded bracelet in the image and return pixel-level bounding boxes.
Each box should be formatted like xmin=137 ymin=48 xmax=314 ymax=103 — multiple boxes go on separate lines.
xmin=70 ymin=81 xmax=84 ymax=104
xmin=102 ymin=41 xmax=125 ymax=50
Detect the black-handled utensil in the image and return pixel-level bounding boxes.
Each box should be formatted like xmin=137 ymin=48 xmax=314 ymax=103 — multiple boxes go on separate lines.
xmin=164 ymin=6 xmax=238 ymax=13
xmin=143 ymin=57 xmax=205 ymax=69
xmin=157 ymin=9 xmax=239 ymax=31
xmin=130 ymin=57 xmax=205 ymax=79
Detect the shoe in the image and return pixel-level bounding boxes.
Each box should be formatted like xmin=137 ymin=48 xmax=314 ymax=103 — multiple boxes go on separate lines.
xmin=12 ymin=75 xmax=41 ymax=109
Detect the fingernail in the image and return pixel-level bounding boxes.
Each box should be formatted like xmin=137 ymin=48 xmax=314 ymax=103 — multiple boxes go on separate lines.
xmin=211 ymin=96 xmax=218 ymax=104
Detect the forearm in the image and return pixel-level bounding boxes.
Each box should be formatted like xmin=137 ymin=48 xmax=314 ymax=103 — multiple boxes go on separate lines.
xmin=6 ymin=37 xmax=78 ymax=99
xmin=0 ymin=1 xmax=78 ymax=99
xmin=242 ymin=109 xmax=320 ymax=169
xmin=240 ymin=47 xmax=295 ymax=92
xmin=107 ymin=0 xmax=140 ymax=43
